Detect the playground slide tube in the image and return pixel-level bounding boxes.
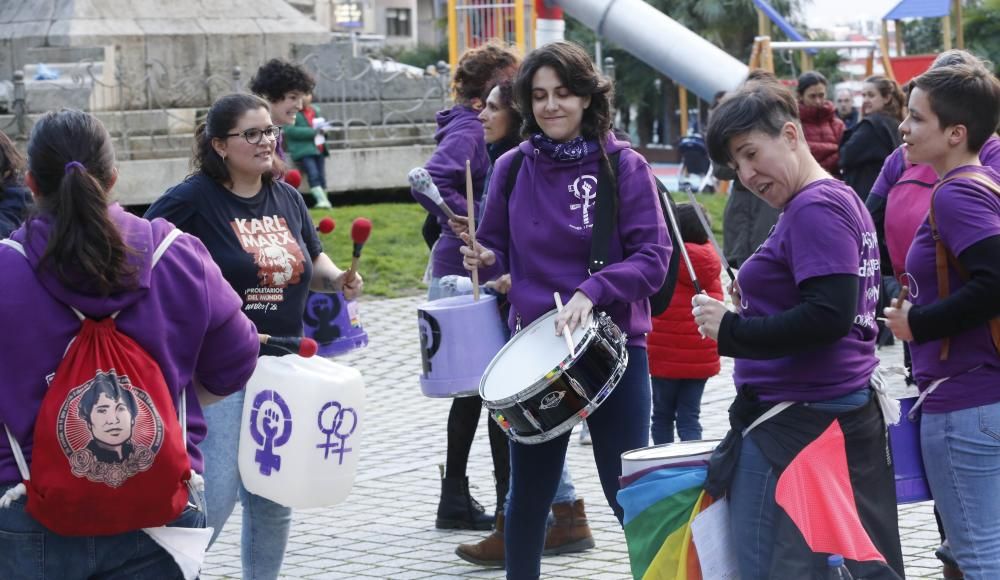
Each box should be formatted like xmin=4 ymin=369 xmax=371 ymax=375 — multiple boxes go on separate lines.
xmin=556 ymin=0 xmax=749 ymax=101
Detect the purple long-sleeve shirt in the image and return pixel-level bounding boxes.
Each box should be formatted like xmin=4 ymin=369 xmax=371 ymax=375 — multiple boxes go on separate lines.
xmin=411 ymin=105 xmax=490 ymax=277
xmin=477 ymin=134 xmax=671 ymax=346
xmin=0 ymin=205 xmax=259 ymax=485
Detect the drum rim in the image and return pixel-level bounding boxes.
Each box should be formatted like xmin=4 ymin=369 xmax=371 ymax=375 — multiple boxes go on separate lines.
xmin=620 ymin=439 xmax=721 ymax=462
xmin=478 ymin=309 xmax=604 ymax=406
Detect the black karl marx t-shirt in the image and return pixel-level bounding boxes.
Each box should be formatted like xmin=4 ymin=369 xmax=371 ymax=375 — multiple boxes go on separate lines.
xmin=146 ymin=174 xmax=323 ymax=354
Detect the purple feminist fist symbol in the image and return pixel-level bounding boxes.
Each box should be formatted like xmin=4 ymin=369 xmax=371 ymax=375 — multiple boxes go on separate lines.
xmin=249 ymin=390 xmax=292 ymax=476
xmin=316 ymin=401 xmax=358 ymax=464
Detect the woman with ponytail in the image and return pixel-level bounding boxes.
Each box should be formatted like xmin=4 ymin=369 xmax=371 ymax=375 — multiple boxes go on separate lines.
xmin=0 ymin=110 xmax=258 ymax=577
xmin=461 ymin=41 xmax=670 ymax=579
xmin=146 ymin=92 xmax=362 ymax=579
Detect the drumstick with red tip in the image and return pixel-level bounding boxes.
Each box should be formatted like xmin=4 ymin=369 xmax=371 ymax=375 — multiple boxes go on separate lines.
xmin=284 ymin=169 xmax=302 ymax=190
xmin=553 ymin=292 xmax=576 ymax=358
xmin=465 ymin=160 xmax=480 ymax=301
xmin=316 ymin=216 xmax=335 ymax=235
xmin=259 ymin=334 xmax=318 ymax=358
xmin=408 ymin=167 xmax=460 ymax=221
xmin=344 ymin=217 xmax=372 ymax=285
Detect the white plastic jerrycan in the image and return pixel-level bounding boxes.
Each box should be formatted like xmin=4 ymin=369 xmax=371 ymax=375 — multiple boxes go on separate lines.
xmin=238 ymin=354 xmax=364 ymax=508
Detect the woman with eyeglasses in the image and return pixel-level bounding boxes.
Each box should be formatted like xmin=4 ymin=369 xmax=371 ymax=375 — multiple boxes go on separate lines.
xmin=145 ymin=92 xmax=362 ymax=580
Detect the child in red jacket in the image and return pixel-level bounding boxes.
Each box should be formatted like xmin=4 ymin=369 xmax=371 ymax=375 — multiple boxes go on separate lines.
xmin=647 ymin=203 xmax=723 ymax=444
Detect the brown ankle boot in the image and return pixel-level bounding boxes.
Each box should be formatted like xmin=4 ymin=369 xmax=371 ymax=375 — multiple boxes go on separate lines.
xmin=543 ymin=499 xmax=596 ymax=556
xmin=455 ymin=512 xmax=505 ymax=567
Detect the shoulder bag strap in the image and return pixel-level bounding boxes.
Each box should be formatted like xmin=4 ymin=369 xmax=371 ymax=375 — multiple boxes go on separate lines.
xmin=928 ymin=173 xmax=1000 ymax=359
xmin=589 ymin=151 xmax=621 ymax=274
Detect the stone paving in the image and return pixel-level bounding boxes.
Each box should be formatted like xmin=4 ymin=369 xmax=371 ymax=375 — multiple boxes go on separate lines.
xmin=204 ymin=295 xmax=944 ymax=579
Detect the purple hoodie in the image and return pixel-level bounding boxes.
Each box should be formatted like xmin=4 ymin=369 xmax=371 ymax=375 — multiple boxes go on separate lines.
xmin=411 ymin=105 xmax=490 ymax=277
xmin=0 ymin=205 xmax=259 ymax=485
xmin=477 ymin=134 xmax=671 ymax=346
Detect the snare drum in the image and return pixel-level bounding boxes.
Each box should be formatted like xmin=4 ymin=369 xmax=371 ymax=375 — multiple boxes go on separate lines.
xmin=480 ymin=309 xmax=627 ymax=444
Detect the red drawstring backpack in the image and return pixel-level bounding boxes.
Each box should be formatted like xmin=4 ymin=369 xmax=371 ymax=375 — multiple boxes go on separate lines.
xmin=1 ymin=230 xmax=193 ymax=536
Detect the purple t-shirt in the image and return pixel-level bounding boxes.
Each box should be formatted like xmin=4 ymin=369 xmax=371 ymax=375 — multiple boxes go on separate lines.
xmin=734 ymin=179 xmax=879 ymax=401
xmin=871 ymin=135 xmax=1000 ymax=199
xmin=904 ymin=165 xmax=1000 ymax=413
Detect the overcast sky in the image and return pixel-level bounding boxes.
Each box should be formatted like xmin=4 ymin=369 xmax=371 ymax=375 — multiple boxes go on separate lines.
xmin=801 ymin=0 xmax=900 ymax=28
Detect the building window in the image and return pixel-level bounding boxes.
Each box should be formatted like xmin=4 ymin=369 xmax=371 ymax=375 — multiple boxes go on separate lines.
xmin=386 ymin=8 xmax=411 ymax=37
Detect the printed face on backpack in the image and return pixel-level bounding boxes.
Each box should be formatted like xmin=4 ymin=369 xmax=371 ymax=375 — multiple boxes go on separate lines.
xmin=87 ymin=392 xmax=134 ymax=450
xmin=531 ymin=66 xmax=590 ymax=143
xmin=57 ymin=372 xmax=164 ymax=488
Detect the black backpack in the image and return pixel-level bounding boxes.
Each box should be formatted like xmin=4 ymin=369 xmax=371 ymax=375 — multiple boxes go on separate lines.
xmin=503 ymin=150 xmax=679 ymax=316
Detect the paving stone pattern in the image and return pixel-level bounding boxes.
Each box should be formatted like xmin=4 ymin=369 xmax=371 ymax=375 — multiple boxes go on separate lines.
xmin=204 ymin=295 xmax=944 ymax=579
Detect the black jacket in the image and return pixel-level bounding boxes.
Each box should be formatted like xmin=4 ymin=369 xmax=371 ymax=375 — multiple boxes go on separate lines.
xmin=839 ymin=112 xmax=901 ymax=201
xmin=0 ymin=179 xmax=31 ymax=239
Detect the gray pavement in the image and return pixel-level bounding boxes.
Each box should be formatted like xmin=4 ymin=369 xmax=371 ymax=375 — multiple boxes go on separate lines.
xmin=204 ymin=295 xmax=944 ymax=579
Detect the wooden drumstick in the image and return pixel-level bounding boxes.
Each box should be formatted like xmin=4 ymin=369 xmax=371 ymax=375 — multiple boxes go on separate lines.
xmin=893 ymin=285 xmax=909 ymax=309
xmin=466 ymin=159 xmax=480 ymax=301
xmin=553 ymin=292 xmax=576 ymax=358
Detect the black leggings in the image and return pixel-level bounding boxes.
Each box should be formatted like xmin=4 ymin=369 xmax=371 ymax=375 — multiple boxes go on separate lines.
xmin=445 ymin=395 xmax=511 ymax=508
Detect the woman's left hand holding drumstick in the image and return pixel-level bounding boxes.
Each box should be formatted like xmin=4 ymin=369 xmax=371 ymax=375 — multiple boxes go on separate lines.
xmin=883 ymin=286 xmax=913 ymax=341
xmin=691 ymin=294 xmax=727 ymax=341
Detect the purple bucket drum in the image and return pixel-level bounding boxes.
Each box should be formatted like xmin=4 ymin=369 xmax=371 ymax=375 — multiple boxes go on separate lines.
xmin=888 ymin=396 xmax=931 ymax=504
xmin=303 ymin=291 xmax=369 ymax=358
xmin=417 ymin=294 xmax=507 ymax=398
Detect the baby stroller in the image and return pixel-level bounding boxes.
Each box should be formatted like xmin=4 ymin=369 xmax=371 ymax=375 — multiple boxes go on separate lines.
xmin=677 ymin=132 xmax=716 ymax=193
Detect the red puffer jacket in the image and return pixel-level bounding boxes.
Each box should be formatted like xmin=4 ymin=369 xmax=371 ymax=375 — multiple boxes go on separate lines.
xmin=647 ymin=242 xmax=723 ymax=379
xmin=799 ymin=101 xmax=845 ymax=174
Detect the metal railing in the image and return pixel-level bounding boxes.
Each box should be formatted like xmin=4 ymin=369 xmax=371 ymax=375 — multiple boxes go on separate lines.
xmin=0 ymin=44 xmax=449 ymax=159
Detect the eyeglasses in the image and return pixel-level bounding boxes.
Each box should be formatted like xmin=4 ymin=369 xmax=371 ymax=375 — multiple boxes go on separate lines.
xmin=224 ymin=125 xmax=282 ymax=145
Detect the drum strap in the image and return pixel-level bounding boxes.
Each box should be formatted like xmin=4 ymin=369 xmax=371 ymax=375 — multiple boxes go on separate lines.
xmin=741 ymin=401 xmax=793 ymax=437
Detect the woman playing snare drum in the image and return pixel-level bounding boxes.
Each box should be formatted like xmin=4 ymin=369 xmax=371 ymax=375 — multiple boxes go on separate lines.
xmin=461 ymin=40 xmax=670 ymax=579
xmin=692 ymin=77 xmax=903 ymax=579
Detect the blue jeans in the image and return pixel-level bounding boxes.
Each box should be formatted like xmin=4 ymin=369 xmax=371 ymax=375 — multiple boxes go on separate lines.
xmin=501 ymin=458 xmax=576 ymax=511
xmin=922 ymin=400 xmax=1000 ymax=579
xmin=202 ymin=389 xmax=292 ymax=580
xmin=506 ymin=346 xmax=651 ymax=580
xmin=0 ymin=485 xmax=205 ymax=579
xmin=296 ymin=155 xmax=326 ymax=190
xmin=729 ymin=388 xmax=871 ymax=580
xmin=650 ymin=377 xmax=706 ymax=444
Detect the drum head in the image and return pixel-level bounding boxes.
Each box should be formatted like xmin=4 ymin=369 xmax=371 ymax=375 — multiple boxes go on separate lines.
xmin=621 ymin=440 xmax=719 ymax=477
xmin=481 ymin=310 xmax=587 ymax=401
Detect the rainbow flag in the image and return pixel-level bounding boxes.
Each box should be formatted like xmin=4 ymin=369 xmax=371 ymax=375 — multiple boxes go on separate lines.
xmin=618 ymin=466 xmax=713 ymax=580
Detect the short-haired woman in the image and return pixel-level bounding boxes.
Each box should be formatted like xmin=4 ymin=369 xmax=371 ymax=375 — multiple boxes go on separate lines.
xmin=884 ymin=62 xmax=1000 ymax=578
xmin=694 ymin=77 xmax=904 ymax=579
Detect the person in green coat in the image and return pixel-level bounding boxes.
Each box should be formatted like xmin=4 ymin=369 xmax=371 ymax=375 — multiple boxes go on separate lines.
xmin=283 ymin=92 xmax=331 ymax=208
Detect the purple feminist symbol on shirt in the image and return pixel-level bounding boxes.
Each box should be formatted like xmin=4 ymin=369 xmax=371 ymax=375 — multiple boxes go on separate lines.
xmin=316 ymin=401 xmax=358 ymax=464
xmin=249 ymin=390 xmax=292 ymax=476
